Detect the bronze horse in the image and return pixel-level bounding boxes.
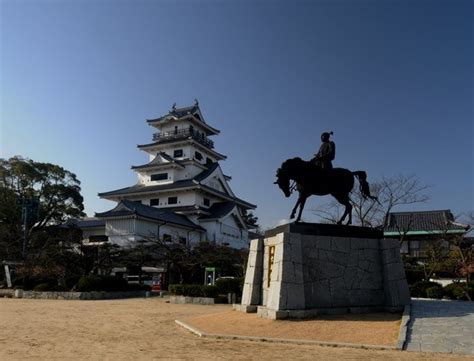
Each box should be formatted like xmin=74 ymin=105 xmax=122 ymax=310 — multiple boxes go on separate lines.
xmin=274 ymin=157 xmax=378 ymax=225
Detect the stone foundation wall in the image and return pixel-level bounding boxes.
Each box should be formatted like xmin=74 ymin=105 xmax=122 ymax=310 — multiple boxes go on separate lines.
xmin=240 ymin=223 xmax=410 ymax=319
xmin=169 ymin=295 xmax=216 ymax=305
xmin=16 ymin=290 xmax=147 ymax=300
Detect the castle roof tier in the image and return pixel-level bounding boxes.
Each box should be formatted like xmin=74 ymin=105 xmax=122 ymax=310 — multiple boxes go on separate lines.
xmin=137 ymin=138 xmax=227 ymax=161
xmin=131 ymin=152 xmax=185 ymax=171
xmin=96 ymin=200 xmax=205 ymax=231
xmin=99 ymin=162 xmax=256 ymax=210
xmin=146 ymin=103 xmax=220 ymax=136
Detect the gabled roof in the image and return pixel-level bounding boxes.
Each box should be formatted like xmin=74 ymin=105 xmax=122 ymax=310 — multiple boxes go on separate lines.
xmin=194 ymin=162 xmax=219 ymax=182
xmin=64 ymin=217 xmax=105 ymax=229
xmin=199 ymin=201 xmax=236 ymax=220
xmin=95 ymin=200 xmax=205 ymax=231
xmin=146 ymin=103 xmax=220 ymax=135
xmin=98 ymin=179 xmax=196 ymax=198
xmin=98 ymin=164 xmax=256 ymax=209
xmin=384 ymin=210 xmax=471 ymax=236
xmin=131 ymin=152 xmax=184 ymax=170
xmin=137 ymin=139 xmax=227 ymax=160
xmin=161 ymin=205 xmax=212 ymax=215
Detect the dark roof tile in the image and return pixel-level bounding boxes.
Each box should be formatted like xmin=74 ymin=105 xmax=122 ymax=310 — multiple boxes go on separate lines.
xmin=65 ymin=218 xmax=105 ymax=228
xmin=131 ymin=152 xmax=184 ymax=170
xmin=384 ymin=210 xmax=470 ymax=233
xmin=95 ymin=200 xmax=205 ymax=231
xmin=199 ymin=202 xmax=236 ymax=220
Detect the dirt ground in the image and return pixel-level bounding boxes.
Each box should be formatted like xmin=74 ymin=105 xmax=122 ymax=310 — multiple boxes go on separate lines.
xmin=0 ymin=297 xmax=471 ymax=361
xmin=182 ymin=310 xmax=401 ymax=346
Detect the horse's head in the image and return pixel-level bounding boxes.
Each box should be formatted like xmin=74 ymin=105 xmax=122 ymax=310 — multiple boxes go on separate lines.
xmin=274 ymin=167 xmax=291 ymax=197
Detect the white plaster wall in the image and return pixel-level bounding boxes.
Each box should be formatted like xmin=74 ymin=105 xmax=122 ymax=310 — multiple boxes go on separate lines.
xmin=135 ymin=219 xmax=160 ymax=238
xmin=138 ymin=169 xmax=174 ymax=185
xmin=174 ymin=163 xmax=203 ymax=181
xmin=202 ymin=176 xmax=223 ymax=193
xmin=82 ymin=227 xmax=106 ymax=238
xmin=160 ymin=145 xmax=192 ymax=160
xmin=135 ymin=219 xmax=200 ymax=244
xmin=141 ymin=191 xmax=197 ymax=208
xmin=106 ymin=219 xmax=135 ymax=236
xmin=200 ymin=169 xmax=234 ymax=196
xmin=197 ymin=194 xmax=218 ymax=208
xmin=200 ymin=215 xmax=249 ymax=249
xmin=104 ymin=218 xmax=202 ymax=247
xmin=107 ymin=235 xmax=139 ymax=247
xmin=159 ymin=122 xmax=187 ymax=134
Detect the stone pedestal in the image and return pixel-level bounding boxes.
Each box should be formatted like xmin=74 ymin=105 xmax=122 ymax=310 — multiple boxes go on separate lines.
xmin=238 ymin=222 xmax=410 ymax=319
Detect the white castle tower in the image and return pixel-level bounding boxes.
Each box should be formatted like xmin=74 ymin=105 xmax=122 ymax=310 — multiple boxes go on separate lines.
xmin=96 ymin=101 xmax=256 ymax=249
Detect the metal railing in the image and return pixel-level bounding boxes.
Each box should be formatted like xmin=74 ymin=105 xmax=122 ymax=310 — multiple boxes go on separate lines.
xmin=152 ymin=127 xmax=214 ymax=149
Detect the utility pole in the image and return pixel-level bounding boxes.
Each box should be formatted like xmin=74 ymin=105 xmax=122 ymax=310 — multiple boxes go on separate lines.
xmin=15 ymin=197 xmax=39 ymax=260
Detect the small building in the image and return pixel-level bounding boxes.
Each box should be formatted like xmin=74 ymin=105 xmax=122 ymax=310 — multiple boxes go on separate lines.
xmin=383 ymin=210 xmax=471 ymax=259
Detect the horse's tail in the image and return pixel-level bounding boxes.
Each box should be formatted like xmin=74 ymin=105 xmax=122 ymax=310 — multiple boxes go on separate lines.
xmin=352 ymin=171 xmax=380 ymax=204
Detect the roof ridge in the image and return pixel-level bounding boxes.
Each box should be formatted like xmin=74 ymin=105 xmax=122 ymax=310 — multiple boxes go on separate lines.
xmin=389 ymin=209 xmax=451 ymax=215
xmin=172 ymin=104 xmax=198 ymax=112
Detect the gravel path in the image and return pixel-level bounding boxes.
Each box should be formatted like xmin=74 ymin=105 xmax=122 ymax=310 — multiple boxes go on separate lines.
xmin=405 ymin=299 xmax=474 ymax=355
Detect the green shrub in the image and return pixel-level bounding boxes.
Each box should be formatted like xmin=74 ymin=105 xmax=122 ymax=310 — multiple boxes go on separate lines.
xmin=184 ymin=284 xmax=204 ymax=297
xmin=410 ymin=281 xmax=443 ymax=298
xmin=77 ymin=275 xmax=101 ymax=292
xmin=443 ymin=282 xmax=474 ymax=301
xmin=100 ymin=276 xmax=128 ymax=292
xmin=33 ymin=283 xmax=69 ymax=292
xmin=426 ymin=286 xmax=444 ymax=299
xmin=168 ymin=284 xmax=184 ymax=295
xmin=126 ymin=283 xmax=151 ymax=292
xmin=65 ymin=276 xmax=81 ymax=290
xmin=77 ymin=275 xmax=128 ymax=292
xmin=33 ymin=283 xmax=53 ymax=292
xmin=215 ymin=277 xmax=242 ymax=296
xmin=14 ymin=277 xmax=58 ymax=290
xmin=202 ymin=285 xmax=218 ymax=298
xmin=405 ymin=269 xmax=425 ymax=285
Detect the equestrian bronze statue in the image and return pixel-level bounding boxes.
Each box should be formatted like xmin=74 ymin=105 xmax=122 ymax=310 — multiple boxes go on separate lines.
xmin=274 ymin=157 xmax=378 ymax=225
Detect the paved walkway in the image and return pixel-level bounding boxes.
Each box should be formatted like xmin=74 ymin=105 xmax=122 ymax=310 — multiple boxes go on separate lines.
xmin=405 ymin=299 xmax=474 ymax=355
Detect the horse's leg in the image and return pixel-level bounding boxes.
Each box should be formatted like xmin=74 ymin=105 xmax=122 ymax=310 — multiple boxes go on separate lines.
xmin=333 ymin=193 xmax=352 ymax=225
xmin=290 ymin=198 xmax=300 ymax=219
xmin=295 ymin=196 xmax=307 ymax=223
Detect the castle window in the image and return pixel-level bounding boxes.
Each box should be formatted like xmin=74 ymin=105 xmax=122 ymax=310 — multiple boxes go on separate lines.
xmin=151 ymin=173 xmax=168 ymax=181
xmin=168 ymin=197 xmax=178 ymax=205
xmin=163 ymin=234 xmax=172 ymax=242
xmin=174 ymin=149 xmax=183 ymax=158
xmin=195 ymin=151 xmax=203 ymax=161
xmin=203 ymin=198 xmax=210 ymax=207
xmin=206 ymin=157 xmax=213 ymax=166
xmin=150 ymin=198 xmax=159 ymax=206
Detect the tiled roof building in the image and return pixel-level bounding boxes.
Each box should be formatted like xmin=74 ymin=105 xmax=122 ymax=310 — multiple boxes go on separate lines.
xmin=384 ymin=210 xmax=470 ymax=259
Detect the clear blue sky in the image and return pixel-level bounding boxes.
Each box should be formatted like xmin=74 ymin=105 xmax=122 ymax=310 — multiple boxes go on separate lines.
xmin=1 ymin=0 xmax=472 ymax=229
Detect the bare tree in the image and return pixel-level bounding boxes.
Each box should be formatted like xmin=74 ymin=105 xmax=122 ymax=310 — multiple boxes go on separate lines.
xmin=312 ymin=174 xmax=430 ymax=228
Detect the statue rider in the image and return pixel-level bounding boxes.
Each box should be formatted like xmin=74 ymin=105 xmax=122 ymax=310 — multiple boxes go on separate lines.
xmin=312 ymin=131 xmax=336 ymax=170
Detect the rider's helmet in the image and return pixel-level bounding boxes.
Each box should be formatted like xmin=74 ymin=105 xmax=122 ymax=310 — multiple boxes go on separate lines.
xmin=321 ymin=131 xmax=333 ymax=142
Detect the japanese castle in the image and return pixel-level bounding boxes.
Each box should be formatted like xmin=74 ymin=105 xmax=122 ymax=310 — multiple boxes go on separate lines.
xmin=84 ymin=101 xmax=256 ymax=249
